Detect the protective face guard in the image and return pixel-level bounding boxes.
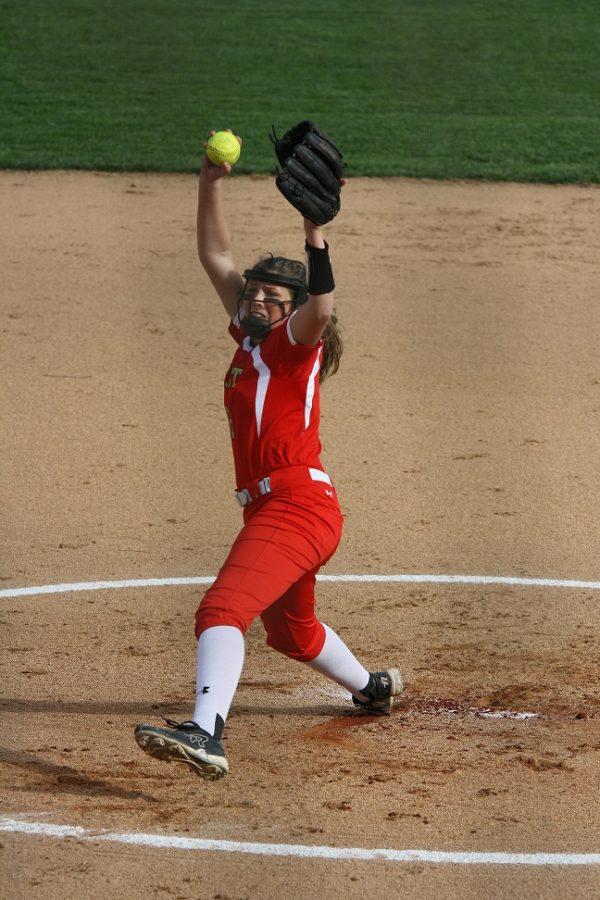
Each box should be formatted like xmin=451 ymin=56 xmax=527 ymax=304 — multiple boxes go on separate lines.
xmin=238 ymin=268 xmax=308 ymax=339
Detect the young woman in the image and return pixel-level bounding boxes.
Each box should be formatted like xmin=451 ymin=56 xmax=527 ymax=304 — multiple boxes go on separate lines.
xmin=134 ymin=131 xmax=403 ymax=779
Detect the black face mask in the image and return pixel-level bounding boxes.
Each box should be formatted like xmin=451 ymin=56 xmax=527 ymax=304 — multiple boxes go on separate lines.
xmin=239 ymin=300 xmax=292 ymax=340
xmin=238 ymin=266 xmax=307 ymax=342
xmin=241 ymin=314 xmax=272 ymax=340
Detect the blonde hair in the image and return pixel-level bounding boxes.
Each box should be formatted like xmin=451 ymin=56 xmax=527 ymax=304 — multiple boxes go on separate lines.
xmin=249 ymin=254 xmax=343 ymax=382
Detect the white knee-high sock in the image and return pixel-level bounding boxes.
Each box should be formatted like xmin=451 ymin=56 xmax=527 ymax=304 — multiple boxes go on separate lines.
xmin=306 ymin=624 xmax=370 ymax=699
xmin=193 ymin=625 xmax=245 ymax=736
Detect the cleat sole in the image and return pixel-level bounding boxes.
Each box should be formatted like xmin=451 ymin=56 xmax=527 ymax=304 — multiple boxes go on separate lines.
xmin=134 ymin=729 xmax=228 ymax=780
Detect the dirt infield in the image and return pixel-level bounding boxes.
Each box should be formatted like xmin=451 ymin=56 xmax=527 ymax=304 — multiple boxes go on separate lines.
xmin=2 ymin=171 xmax=600 ymax=899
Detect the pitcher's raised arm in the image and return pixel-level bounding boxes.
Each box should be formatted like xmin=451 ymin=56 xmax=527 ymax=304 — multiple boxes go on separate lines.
xmin=197 ymin=129 xmax=244 ymax=320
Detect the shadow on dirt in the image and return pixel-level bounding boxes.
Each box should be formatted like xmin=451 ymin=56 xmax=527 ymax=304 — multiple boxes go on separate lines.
xmin=0 ymin=746 xmax=158 ymax=803
xmin=0 ymin=698 xmax=354 ymax=718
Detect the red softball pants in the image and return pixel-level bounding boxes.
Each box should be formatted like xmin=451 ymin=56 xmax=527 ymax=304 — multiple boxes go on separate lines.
xmin=195 ymin=469 xmax=344 ymax=662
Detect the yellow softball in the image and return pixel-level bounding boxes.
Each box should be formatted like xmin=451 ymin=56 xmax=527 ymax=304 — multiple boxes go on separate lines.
xmin=206 ymin=130 xmax=241 ymax=166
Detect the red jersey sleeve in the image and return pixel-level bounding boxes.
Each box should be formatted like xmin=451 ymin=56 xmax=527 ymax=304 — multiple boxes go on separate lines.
xmin=228 ymin=314 xmax=244 ymax=346
xmin=260 ymin=311 xmax=322 ymax=377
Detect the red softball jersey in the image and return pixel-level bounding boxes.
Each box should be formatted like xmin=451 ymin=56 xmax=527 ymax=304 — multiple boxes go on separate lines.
xmin=224 ymin=311 xmax=325 ymax=490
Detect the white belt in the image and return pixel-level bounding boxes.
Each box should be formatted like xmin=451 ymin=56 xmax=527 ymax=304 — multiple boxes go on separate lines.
xmin=235 ymin=468 xmax=331 ymax=507
xmin=235 ymin=477 xmax=272 ymax=507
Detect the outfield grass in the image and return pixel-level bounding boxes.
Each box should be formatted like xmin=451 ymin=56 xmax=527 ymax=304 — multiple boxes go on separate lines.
xmin=1 ymin=0 xmax=599 ymax=180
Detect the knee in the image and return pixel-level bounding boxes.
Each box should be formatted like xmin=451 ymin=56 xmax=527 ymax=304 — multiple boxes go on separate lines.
xmin=195 ymin=591 xmax=251 ymax=640
xmin=263 ymin=607 xmax=325 ymax=662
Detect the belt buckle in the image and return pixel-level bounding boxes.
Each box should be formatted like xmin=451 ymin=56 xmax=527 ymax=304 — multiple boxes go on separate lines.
xmin=258 ymin=477 xmax=271 ymax=496
xmin=236 ymin=477 xmax=272 ymax=507
xmin=235 ymin=488 xmax=252 ymax=507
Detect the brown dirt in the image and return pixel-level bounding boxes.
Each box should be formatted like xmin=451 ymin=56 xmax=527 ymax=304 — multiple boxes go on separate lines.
xmin=1 ymin=171 xmax=600 ymax=899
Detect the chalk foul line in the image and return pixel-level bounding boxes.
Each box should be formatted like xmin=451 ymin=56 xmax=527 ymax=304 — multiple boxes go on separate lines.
xmin=2 ymin=572 xmax=600 ymax=599
xmin=0 ymin=817 xmax=598 ymax=866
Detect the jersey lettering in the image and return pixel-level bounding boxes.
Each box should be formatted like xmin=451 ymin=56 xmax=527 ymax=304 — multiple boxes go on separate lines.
xmin=225 ymin=407 xmax=235 ymax=440
xmin=225 ymin=366 xmax=243 ymax=389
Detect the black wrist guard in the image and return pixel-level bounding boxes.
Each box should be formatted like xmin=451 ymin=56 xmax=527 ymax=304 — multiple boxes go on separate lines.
xmin=306 ymin=240 xmax=335 ymax=295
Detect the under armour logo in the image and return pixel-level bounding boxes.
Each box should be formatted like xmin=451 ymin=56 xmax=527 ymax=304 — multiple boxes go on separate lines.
xmin=200 ymin=686 xmax=210 ymax=694
xmin=381 ymin=676 xmax=390 ymax=686
xmin=325 ymin=489 xmax=333 ymax=497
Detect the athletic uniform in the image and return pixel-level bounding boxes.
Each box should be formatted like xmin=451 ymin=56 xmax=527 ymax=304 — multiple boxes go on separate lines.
xmin=194 ymin=310 xmax=344 ymax=661
xmin=135 ymin=305 xmax=402 ymax=779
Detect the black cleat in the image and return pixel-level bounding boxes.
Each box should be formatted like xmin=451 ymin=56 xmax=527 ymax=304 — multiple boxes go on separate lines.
xmin=134 ymin=716 xmax=228 ymax=780
xmin=352 ymin=669 xmax=404 ymax=715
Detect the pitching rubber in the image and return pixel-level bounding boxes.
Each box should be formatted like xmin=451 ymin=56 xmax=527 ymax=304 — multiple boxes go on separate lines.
xmin=135 ymin=729 xmax=229 ymax=781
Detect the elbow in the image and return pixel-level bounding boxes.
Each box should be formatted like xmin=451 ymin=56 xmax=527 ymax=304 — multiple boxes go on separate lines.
xmin=306 ymin=293 xmax=334 ymax=321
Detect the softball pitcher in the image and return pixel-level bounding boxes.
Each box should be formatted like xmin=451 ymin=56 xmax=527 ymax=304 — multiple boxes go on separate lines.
xmin=135 ymin=123 xmax=403 ymax=779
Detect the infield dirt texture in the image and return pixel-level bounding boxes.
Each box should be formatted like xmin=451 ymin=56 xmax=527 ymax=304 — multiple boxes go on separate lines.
xmin=2 ymin=2 xmax=600 ymax=899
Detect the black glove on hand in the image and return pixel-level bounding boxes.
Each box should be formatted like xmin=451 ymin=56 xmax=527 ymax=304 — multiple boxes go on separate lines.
xmin=271 ymin=120 xmax=344 ymax=226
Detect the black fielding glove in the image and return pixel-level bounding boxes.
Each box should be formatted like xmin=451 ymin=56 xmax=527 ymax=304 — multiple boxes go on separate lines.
xmin=271 ymin=121 xmax=344 ymax=226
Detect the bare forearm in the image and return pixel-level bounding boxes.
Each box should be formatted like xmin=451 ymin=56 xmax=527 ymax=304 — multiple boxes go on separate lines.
xmin=197 ymin=178 xmax=232 ymax=261
xmin=303 ymin=218 xmax=326 ymax=249
xmin=283 ymin=219 xmax=337 ymax=346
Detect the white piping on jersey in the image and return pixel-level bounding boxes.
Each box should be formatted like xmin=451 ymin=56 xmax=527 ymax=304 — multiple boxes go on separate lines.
xmin=231 ymin=314 xmax=254 ymax=352
xmin=309 ymin=468 xmax=332 ymax=486
xmin=304 ymin=348 xmax=322 ymax=430
xmin=251 ymin=345 xmax=271 ymax=437
xmin=286 ymin=311 xmax=298 ymax=345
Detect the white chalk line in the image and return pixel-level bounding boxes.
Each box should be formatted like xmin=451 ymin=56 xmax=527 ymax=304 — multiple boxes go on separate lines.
xmin=0 ymin=578 xmax=588 ymax=866
xmin=3 ymin=572 xmax=600 ymax=599
xmin=1 ymin=817 xmax=598 ymax=866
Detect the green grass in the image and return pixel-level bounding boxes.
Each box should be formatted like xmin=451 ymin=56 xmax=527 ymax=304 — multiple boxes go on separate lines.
xmin=1 ymin=0 xmax=599 ymax=180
